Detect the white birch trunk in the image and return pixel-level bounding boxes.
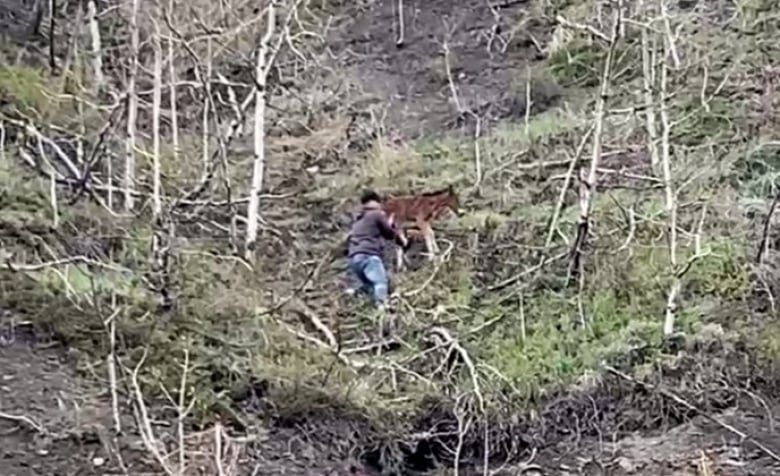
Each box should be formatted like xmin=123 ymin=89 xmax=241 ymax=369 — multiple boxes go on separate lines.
xmin=152 ymin=22 xmax=163 ymax=219
xmin=244 ymin=2 xmax=276 ymax=262
xmin=168 ymin=0 xmax=179 ymax=162
xmin=639 ymin=0 xmax=659 ymax=175
xmin=659 ymin=15 xmax=679 ymax=337
xmin=123 ymin=0 xmax=140 ymax=211
xmin=86 ymin=0 xmax=104 ymax=91
xmin=568 ymin=1 xmax=623 ymax=278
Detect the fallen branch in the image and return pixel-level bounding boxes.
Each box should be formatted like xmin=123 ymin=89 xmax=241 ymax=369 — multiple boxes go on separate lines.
xmin=288 ymin=298 xmax=337 ymax=348
xmin=277 ymin=321 xmax=366 ymax=370
xmin=426 ymin=326 xmax=484 ymax=411
xmin=2 ymin=255 xmax=132 ymax=273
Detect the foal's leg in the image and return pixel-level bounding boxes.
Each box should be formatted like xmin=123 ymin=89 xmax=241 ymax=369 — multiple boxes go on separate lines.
xmin=429 ymin=227 xmax=440 ymax=254
xmin=418 ymin=221 xmax=436 ymax=261
xmin=395 ymin=244 xmax=405 ymax=271
xmin=394 ymin=226 xmax=407 ymax=271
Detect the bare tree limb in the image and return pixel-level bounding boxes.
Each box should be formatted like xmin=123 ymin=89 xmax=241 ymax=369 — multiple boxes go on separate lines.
xmin=567 ymin=1 xmax=623 ymax=283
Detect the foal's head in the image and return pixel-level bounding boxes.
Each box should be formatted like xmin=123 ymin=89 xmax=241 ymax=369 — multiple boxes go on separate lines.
xmin=425 ymin=184 xmax=460 ymax=217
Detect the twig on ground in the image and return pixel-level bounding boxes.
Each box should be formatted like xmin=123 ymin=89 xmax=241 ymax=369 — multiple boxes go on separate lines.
xmin=277 ymin=321 xmax=365 ymax=371
xmin=289 ymin=298 xmax=338 ymax=348
xmin=0 ymin=411 xmax=46 ymax=434
xmin=2 ymin=255 xmax=132 ymax=273
xmin=554 ymin=14 xmax=610 ymax=42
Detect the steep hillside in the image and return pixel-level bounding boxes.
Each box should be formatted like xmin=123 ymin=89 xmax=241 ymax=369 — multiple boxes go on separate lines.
xmin=2 ymin=0 xmax=780 ymax=474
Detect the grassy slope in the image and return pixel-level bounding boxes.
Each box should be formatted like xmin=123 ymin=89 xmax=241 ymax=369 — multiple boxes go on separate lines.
xmin=1 ymin=0 xmax=780 ymax=463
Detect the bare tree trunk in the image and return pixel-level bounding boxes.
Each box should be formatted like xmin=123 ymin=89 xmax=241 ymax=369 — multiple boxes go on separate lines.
xmin=124 ymin=0 xmax=140 ymax=211
xmin=152 ymin=21 xmax=163 ymax=220
xmin=168 ymin=0 xmax=179 ymax=162
xmin=151 ymin=20 xmax=170 ymax=309
xmin=639 ymin=0 xmax=659 ymax=175
xmin=48 ymin=0 xmax=56 ymax=71
xmin=396 ymin=0 xmax=405 ymax=47
xmin=107 ymin=148 xmax=113 ymax=209
xmin=567 ymin=0 xmax=623 ymax=282
xmin=202 ymin=38 xmax=212 ymax=174
xmin=86 ymin=0 xmax=104 ymax=91
xmin=49 ymin=161 xmax=58 ymax=227
xmin=30 ymin=0 xmax=44 ymax=37
xmin=659 ymin=13 xmax=679 ymax=337
xmin=244 ymin=2 xmax=276 ymax=262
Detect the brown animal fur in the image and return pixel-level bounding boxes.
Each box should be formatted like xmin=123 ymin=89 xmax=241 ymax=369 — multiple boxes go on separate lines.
xmin=382 ymin=185 xmax=460 ymax=270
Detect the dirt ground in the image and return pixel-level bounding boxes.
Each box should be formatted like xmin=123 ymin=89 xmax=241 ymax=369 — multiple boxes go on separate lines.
xmin=529 ymin=409 xmax=780 ymax=475
xmin=0 ymin=319 xmax=378 ymax=476
xmin=0 ymin=321 xmax=153 ymax=476
xmin=326 ymin=0 xmax=560 ymax=140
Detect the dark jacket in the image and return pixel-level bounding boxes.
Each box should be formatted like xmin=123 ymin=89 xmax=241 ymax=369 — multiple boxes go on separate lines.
xmin=347 ymin=202 xmax=402 ymax=258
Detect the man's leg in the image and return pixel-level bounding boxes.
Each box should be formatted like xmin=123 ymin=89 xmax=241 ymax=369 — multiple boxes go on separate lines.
xmin=361 ymin=255 xmax=389 ymax=306
xmin=362 ymin=255 xmax=394 ymax=340
xmin=347 ymin=254 xmax=373 ymax=297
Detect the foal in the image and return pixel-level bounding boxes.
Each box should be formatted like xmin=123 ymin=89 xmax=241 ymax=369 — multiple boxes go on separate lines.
xmin=383 ymin=185 xmax=460 ymax=270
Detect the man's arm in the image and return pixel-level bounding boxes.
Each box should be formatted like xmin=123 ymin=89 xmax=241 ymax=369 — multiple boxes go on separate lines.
xmin=375 ymin=212 xmax=407 ymax=247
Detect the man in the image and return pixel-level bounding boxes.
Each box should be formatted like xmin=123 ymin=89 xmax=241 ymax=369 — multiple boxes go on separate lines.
xmin=346 ymin=189 xmax=408 ymax=309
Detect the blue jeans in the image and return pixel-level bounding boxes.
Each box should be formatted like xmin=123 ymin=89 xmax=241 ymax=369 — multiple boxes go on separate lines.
xmin=347 ymin=253 xmax=388 ymax=305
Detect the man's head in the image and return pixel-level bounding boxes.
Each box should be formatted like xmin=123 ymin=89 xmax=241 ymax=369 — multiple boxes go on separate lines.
xmin=360 ymin=189 xmax=382 ymax=205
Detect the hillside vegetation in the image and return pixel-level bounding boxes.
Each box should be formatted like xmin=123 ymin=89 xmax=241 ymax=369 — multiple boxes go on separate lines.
xmin=2 ymin=0 xmax=780 ymax=474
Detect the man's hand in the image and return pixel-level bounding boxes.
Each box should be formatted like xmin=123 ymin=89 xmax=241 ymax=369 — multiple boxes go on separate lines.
xmin=398 ymin=233 xmax=409 ymax=250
